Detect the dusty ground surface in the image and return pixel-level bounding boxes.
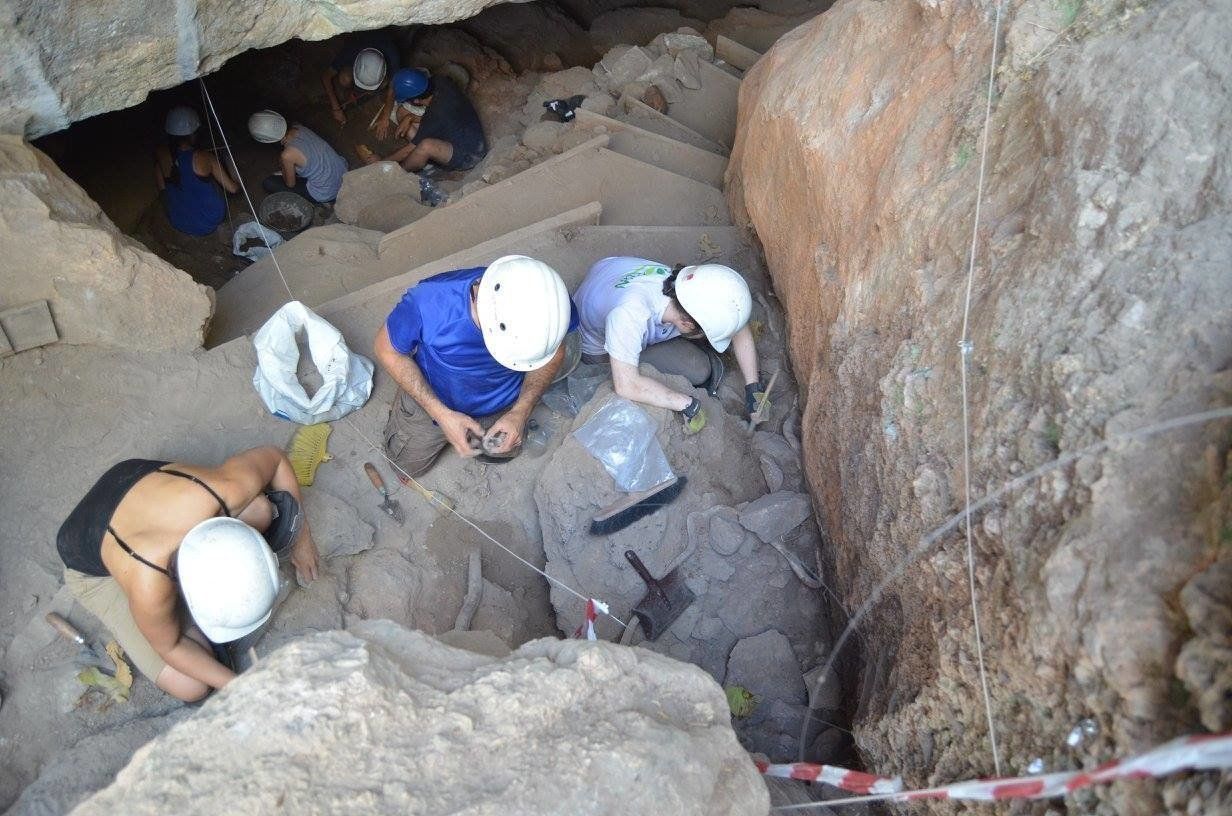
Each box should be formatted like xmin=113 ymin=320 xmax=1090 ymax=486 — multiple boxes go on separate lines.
xmin=729 ymin=0 xmax=1232 ymax=811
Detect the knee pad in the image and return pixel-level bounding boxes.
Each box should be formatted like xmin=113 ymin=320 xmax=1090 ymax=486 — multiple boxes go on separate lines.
xmin=263 ymin=490 xmax=303 ymax=558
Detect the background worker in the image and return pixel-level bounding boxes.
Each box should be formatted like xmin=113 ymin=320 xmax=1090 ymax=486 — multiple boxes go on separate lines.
xmin=56 ymin=447 xmax=320 ymax=702
xmin=154 ymin=105 xmax=237 ymax=236
xmin=360 ymin=68 xmax=488 ymax=173
xmin=373 ymin=255 xmax=576 ymax=477
xmin=249 ymin=109 xmax=349 ymax=204
xmin=575 ymin=258 xmax=767 ymax=434
xmin=321 ymin=32 xmax=401 ymax=138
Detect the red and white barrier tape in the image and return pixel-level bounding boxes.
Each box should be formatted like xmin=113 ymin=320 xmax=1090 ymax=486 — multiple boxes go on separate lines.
xmin=573 ymin=599 xmax=609 ymax=641
xmin=768 ymin=732 xmax=1232 ymax=810
xmin=757 ymin=760 xmax=902 ymax=795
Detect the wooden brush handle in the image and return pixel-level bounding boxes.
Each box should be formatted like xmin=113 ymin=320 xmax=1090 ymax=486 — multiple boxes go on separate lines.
xmin=45 ymin=612 xmax=85 ymax=644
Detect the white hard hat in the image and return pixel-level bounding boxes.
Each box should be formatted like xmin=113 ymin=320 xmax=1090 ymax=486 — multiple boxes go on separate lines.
xmin=177 ymin=517 xmax=280 ymax=644
xmin=673 ymin=264 xmax=752 ymax=353
xmin=165 ymin=105 xmax=201 ymax=136
xmin=353 ymin=48 xmax=387 ymax=91
xmin=248 ymin=109 xmax=288 ymax=143
xmin=477 ymin=255 xmax=572 ymax=371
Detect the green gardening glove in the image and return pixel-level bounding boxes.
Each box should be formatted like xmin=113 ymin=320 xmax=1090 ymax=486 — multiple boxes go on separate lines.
xmin=681 ymin=397 xmax=707 ymax=435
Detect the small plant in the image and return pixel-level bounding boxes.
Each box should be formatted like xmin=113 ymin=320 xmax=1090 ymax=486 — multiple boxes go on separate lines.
xmin=1057 ymin=0 xmax=1083 ymax=28
xmin=954 ymin=141 xmax=974 ymax=170
xmin=1043 ymin=419 xmax=1062 ymax=451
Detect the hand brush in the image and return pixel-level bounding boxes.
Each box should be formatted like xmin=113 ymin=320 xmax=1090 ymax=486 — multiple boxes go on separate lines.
xmin=589 ymin=475 xmax=687 ymax=535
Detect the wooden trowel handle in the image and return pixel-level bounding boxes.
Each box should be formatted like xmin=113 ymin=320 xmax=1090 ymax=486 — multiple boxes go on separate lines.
xmin=624 ymin=550 xmax=659 ymax=588
xmin=45 ymin=612 xmax=85 ymax=645
xmin=363 ymin=462 xmax=387 ymax=494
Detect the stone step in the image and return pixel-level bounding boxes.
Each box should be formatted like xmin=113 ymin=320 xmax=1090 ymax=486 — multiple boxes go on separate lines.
xmin=319 ymin=202 xmax=604 ymax=321
xmin=208 ymin=223 xmax=397 ymax=347
xmin=319 ymin=221 xmax=759 ymax=362
xmin=615 ymin=94 xmax=729 ymax=156
xmin=660 ymin=60 xmax=742 ymax=149
xmin=573 ymin=109 xmax=728 ymax=188
xmin=708 ymin=9 xmax=807 ymax=53
xmin=716 ymin=35 xmax=763 ymax=72
xmin=377 ymin=135 xmax=730 ymax=260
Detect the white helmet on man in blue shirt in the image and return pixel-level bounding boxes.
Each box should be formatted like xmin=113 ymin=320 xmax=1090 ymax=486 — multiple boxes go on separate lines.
xmin=476 ymin=255 xmax=571 ymax=372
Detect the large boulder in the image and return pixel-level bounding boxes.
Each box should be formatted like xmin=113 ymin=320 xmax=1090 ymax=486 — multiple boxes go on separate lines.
xmin=727 ymin=0 xmax=1232 ymax=806
xmin=0 ymin=137 xmax=214 ymax=352
xmin=69 ymin=622 xmax=769 ymax=816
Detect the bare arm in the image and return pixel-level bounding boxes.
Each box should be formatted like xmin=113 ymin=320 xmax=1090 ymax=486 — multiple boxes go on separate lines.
xmin=280 ymin=149 xmax=298 ymax=187
xmin=322 ymin=68 xmax=345 ymax=122
xmin=610 ymin=358 xmax=692 ymax=412
xmin=129 ymin=574 xmax=235 ymax=690
xmin=208 ymin=152 xmax=238 ymax=194
xmin=373 ymin=325 xmax=481 ymax=457
xmin=485 ymin=343 xmax=565 ymax=453
xmin=213 ymin=446 xmax=319 ymax=582
xmin=730 ymin=325 xmax=760 ymax=386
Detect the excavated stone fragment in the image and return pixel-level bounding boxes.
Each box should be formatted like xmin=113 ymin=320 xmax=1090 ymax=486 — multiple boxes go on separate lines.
xmin=725 ymin=629 xmax=807 ymax=706
xmin=738 ymin=491 xmax=812 ymax=543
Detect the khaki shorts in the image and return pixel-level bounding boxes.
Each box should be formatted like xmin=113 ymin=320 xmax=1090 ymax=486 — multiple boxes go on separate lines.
xmin=64 ymin=568 xmax=167 ymax=681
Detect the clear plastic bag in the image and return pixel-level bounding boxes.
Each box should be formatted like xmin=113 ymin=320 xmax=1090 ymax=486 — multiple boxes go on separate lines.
xmin=574 ymin=397 xmax=674 ymax=492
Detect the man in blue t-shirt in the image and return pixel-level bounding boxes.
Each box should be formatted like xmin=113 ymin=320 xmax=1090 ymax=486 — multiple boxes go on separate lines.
xmin=373 ymin=255 xmax=576 ymax=477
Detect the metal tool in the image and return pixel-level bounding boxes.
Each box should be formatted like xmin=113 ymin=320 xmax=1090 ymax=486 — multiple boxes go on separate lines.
xmin=623 ymin=550 xmax=696 ymax=641
xmin=45 ymin=612 xmax=111 ymax=670
xmin=363 ymin=462 xmax=405 ymax=525
xmin=747 ymin=369 xmax=780 ymax=431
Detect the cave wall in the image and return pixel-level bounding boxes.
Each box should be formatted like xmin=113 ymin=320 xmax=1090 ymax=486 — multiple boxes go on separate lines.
xmin=0 ymin=0 xmax=521 ymax=140
xmin=0 ymin=137 xmax=214 ymax=351
xmin=727 ymin=0 xmax=1232 ymax=806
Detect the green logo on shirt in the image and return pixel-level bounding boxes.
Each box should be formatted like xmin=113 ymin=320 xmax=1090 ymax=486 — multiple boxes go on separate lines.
xmin=613 ymin=264 xmax=669 ymax=289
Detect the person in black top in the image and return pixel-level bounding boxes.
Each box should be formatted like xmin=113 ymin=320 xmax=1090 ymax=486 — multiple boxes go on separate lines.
xmin=57 ymin=447 xmax=319 ymax=701
xmin=363 ymin=68 xmax=488 ymax=172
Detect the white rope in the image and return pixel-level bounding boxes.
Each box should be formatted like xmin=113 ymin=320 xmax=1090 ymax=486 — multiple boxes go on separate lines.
xmin=195 ymin=77 xmax=627 ymax=630
xmin=198 ymin=79 xmax=294 ymax=301
xmin=198 ymin=81 xmax=234 ymax=233
xmin=957 ymin=0 xmax=1004 ymax=777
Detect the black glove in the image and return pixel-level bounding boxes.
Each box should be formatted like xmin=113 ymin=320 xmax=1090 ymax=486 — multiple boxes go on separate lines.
xmin=745 ymin=381 xmax=768 ymax=416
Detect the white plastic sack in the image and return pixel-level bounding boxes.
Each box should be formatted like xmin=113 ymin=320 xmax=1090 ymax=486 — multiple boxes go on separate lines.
xmin=252 ymin=301 xmax=374 ymax=424
xmin=232 ymin=220 xmax=284 ymax=261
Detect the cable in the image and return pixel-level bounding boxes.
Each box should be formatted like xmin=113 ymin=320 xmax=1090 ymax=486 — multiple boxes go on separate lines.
xmin=956 ymin=0 xmax=1004 ymax=776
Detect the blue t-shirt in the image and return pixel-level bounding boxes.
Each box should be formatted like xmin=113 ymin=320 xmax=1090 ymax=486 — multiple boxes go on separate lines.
xmin=385 ymin=267 xmax=578 ymax=417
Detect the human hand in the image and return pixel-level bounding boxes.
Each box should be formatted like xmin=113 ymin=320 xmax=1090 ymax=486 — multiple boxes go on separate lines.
xmin=680 ymin=397 xmax=707 ymax=435
xmin=374 ymin=117 xmax=391 ymax=140
xmin=745 ymin=381 xmax=770 ymax=418
xmin=396 ymin=117 xmax=418 ymax=139
xmin=331 ymin=107 xmax=346 ymax=125
xmin=291 ymin=532 xmax=320 ymax=584
xmin=438 ymin=410 xmax=485 ymax=458
xmin=484 ymin=413 xmax=526 ymax=454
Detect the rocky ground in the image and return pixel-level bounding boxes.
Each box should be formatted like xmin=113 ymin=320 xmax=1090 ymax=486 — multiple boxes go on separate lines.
xmin=0 ymin=8 xmax=844 ymax=812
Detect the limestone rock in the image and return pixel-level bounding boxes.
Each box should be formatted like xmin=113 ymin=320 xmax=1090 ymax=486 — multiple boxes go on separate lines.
xmin=689 ymin=506 xmax=745 ymax=556
xmin=595 ymin=46 xmax=654 ymax=91
xmin=71 ymin=623 xmax=768 ymax=815
xmin=725 ymin=629 xmax=806 ymax=706
xmin=342 ymin=549 xmax=424 ymax=628
xmin=727 ymin=0 xmax=1232 ymax=801
xmin=522 ymin=121 xmax=566 ymax=151
xmin=3 ymin=0 xmax=519 ymax=138
xmin=0 ymin=138 xmax=214 ymax=352
xmin=738 ymin=492 xmax=812 ymax=543
xmin=335 ymin=164 xmax=433 ymax=232
xmin=588 ymin=8 xmax=706 ymax=53
xmin=303 ymin=489 xmax=375 ymax=560
xmin=523 ymin=68 xmax=605 ymax=124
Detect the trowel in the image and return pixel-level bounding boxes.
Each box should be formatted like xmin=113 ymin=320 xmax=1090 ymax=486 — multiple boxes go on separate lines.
xmin=363 ymin=462 xmax=405 ymax=525
xmin=623 ymin=549 xmax=696 ymax=641
xmin=45 ymin=613 xmax=111 ymax=671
